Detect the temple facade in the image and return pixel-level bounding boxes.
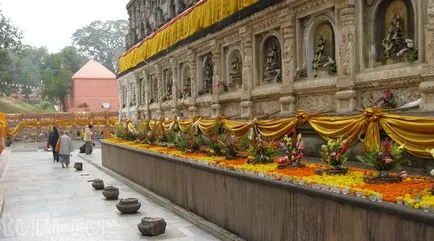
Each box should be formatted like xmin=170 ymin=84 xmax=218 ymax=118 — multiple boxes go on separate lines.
xmin=118 ymin=0 xmax=434 ymax=121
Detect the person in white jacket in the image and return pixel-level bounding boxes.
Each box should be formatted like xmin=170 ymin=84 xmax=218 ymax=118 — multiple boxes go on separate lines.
xmin=56 ymin=131 xmax=75 ymax=168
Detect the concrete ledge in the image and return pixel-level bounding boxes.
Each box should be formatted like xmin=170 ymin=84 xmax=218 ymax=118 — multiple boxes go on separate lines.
xmin=78 ymin=153 xmax=244 ymax=241
xmin=100 ymin=141 xmax=434 ymax=241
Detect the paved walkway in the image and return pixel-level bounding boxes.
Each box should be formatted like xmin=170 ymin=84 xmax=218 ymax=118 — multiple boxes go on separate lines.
xmin=0 ymin=149 xmax=218 ymax=241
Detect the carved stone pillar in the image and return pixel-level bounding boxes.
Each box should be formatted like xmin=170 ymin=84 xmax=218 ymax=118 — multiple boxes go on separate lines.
xmin=155 ymin=64 xmax=163 ymax=117
xmin=169 ymin=58 xmax=180 ymax=116
xmin=240 ymin=26 xmax=253 ymax=118
xmin=143 ymin=70 xmax=151 ymax=120
xmin=211 ymin=40 xmax=222 ymax=117
xmin=188 ymin=49 xmax=198 ymax=117
xmin=420 ymin=1 xmax=434 ymax=111
xmin=335 ymin=6 xmax=357 ymax=113
xmin=279 ymin=10 xmax=296 ymax=115
xmin=425 ymin=2 xmax=434 ymax=64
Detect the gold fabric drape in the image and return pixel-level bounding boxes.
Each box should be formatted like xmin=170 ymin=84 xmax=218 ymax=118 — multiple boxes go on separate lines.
xmin=0 ymin=112 xmax=118 ymax=140
xmin=137 ymin=108 xmax=434 ymax=159
xmin=118 ymin=0 xmax=258 ymax=74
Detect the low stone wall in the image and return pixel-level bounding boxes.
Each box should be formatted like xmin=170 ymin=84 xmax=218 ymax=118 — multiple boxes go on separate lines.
xmin=102 ymin=141 xmax=434 ymax=241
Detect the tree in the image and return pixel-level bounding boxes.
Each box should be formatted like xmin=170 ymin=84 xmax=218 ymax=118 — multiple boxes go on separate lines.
xmin=0 ymin=10 xmax=22 ymax=50
xmin=41 ymin=47 xmax=86 ymax=111
xmin=0 ymin=10 xmax=23 ymax=96
xmin=72 ymin=20 xmax=128 ymax=73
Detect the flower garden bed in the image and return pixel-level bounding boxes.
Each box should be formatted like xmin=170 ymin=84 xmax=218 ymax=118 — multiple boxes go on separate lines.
xmin=106 ymin=138 xmax=434 ymax=211
xmin=102 ymin=140 xmax=434 ymax=241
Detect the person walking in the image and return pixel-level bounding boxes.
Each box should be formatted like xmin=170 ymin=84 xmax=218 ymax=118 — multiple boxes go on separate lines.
xmin=83 ymin=124 xmax=93 ymax=155
xmin=56 ymin=131 xmax=74 ymax=168
xmin=48 ymin=126 xmax=60 ymax=163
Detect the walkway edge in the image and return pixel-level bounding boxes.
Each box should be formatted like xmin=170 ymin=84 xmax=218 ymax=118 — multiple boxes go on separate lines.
xmin=78 ymin=153 xmax=245 ymax=241
xmin=0 ymin=195 xmax=4 ymax=217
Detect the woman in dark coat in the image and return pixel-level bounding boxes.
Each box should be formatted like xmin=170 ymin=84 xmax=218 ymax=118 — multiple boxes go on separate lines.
xmin=48 ymin=127 xmax=60 ymax=162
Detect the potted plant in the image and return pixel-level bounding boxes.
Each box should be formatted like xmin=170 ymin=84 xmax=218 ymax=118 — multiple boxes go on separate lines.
xmin=247 ymin=135 xmax=284 ymax=164
xmin=357 ymin=139 xmax=407 ymax=183
xmin=279 ymin=128 xmax=305 ymax=168
xmin=428 ymin=149 xmax=434 ymax=195
xmin=204 ymin=123 xmax=224 ymax=156
xmin=316 ymin=137 xmax=350 ymax=175
xmin=219 ymin=132 xmax=239 ymax=160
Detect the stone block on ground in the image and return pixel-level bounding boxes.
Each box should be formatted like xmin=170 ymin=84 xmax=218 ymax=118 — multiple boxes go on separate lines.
xmin=138 ymin=217 xmax=167 ymax=236
xmin=116 ymin=198 xmax=141 ymax=214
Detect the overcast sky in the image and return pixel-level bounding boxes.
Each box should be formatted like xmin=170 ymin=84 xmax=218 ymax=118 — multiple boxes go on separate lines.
xmin=1 ymin=0 xmax=129 ymax=53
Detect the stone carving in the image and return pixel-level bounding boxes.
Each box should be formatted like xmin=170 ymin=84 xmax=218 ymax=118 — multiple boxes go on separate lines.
xmin=102 ymin=186 xmax=119 ymax=200
xmin=296 ymin=95 xmax=336 ymax=113
xmin=91 ymin=179 xmax=105 ymax=190
xmin=137 ymin=217 xmax=167 ymax=236
xmin=312 ymin=37 xmax=329 ymax=72
xmin=264 ymin=44 xmax=281 ymax=82
xmin=358 ymin=87 xmax=421 ymax=109
xmin=116 ymin=198 xmax=141 ymax=214
xmin=229 ymin=54 xmax=242 ymax=87
xmin=382 ymin=12 xmax=406 ymax=61
xmin=203 ymin=57 xmax=213 ymax=94
xmin=165 ymin=71 xmax=173 ymax=101
xmin=182 ymin=67 xmax=191 ymax=98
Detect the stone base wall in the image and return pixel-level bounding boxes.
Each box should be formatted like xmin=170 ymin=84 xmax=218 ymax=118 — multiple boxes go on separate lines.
xmin=102 ymin=141 xmax=434 ymax=241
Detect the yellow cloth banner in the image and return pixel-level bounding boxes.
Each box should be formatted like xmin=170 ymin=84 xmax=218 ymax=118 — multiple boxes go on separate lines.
xmin=0 ymin=112 xmax=118 ymax=142
xmin=140 ymin=108 xmax=434 ymax=159
xmin=118 ymin=0 xmax=258 ymax=74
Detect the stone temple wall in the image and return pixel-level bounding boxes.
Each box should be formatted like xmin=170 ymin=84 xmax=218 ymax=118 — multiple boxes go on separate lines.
xmin=118 ymin=0 xmax=434 ymax=121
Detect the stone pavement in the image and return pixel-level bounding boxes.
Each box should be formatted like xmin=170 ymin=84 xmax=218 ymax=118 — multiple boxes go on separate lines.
xmin=0 ymin=149 xmax=219 ymax=241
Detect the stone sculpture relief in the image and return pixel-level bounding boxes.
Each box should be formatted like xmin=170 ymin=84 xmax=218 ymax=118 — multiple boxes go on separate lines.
xmin=264 ymin=44 xmax=281 ymax=82
xmin=165 ymin=71 xmax=173 ymax=101
xmin=382 ymin=12 xmax=406 ymax=61
xmin=312 ymin=37 xmax=329 ymax=72
xmin=203 ymin=57 xmax=213 ymax=94
xmin=182 ymin=66 xmax=191 ymax=98
xmin=229 ymin=53 xmax=242 ymax=89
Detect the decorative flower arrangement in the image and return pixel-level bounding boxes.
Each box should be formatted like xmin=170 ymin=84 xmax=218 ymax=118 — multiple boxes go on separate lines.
xmin=215 ymin=80 xmax=228 ymax=93
xmin=248 ymin=135 xmax=284 ymax=164
xmin=204 ymin=123 xmax=225 ymax=156
xmin=357 ymin=139 xmax=407 ymax=183
xmin=218 ymin=132 xmax=239 ymax=160
xmin=397 ymin=39 xmax=418 ymax=62
xmin=372 ymin=88 xmax=397 ymax=109
xmin=426 ymin=149 xmax=434 ymax=195
xmin=173 ymin=131 xmax=201 ymax=153
xmin=323 ymin=57 xmax=337 ymax=76
xmin=295 ymin=64 xmax=307 ymax=80
xmin=357 ymin=139 xmax=406 ymax=173
xmin=317 ymin=137 xmax=350 ymax=174
xmin=279 ymin=128 xmax=305 ymax=168
xmin=114 ymin=122 xmax=137 ymax=141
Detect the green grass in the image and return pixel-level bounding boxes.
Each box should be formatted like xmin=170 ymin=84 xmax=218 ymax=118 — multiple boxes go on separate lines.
xmin=0 ymin=96 xmax=55 ymax=113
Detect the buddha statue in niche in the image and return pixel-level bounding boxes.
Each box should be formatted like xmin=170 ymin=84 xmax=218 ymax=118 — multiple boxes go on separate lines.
xmin=166 ymin=78 xmax=173 ymax=100
xmin=382 ymin=12 xmax=406 ymax=61
xmin=264 ymin=44 xmax=281 ymax=82
xmin=312 ymin=36 xmax=329 ymax=72
xmin=229 ymin=54 xmax=242 ymax=88
xmin=203 ymin=59 xmax=213 ymax=94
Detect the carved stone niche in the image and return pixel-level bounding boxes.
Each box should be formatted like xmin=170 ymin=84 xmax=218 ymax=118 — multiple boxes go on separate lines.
xmin=163 ymin=69 xmax=173 ymax=102
xmin=198 ymin=54 xmax=213 ymax=96
xmin=149 ymin=75 xmax=158 ymax=104
xmin=300 ymin=11 xmax=337 ymax=78
xmin=368 ymin=0 xmax=416 ymax=66
xmin=180 ymin=63 xmax=192 ymax=99
xmin=224 ymin=45 xmax=242 ymax=92
xmin=258 ymin=33 xmax=282 ymax=84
